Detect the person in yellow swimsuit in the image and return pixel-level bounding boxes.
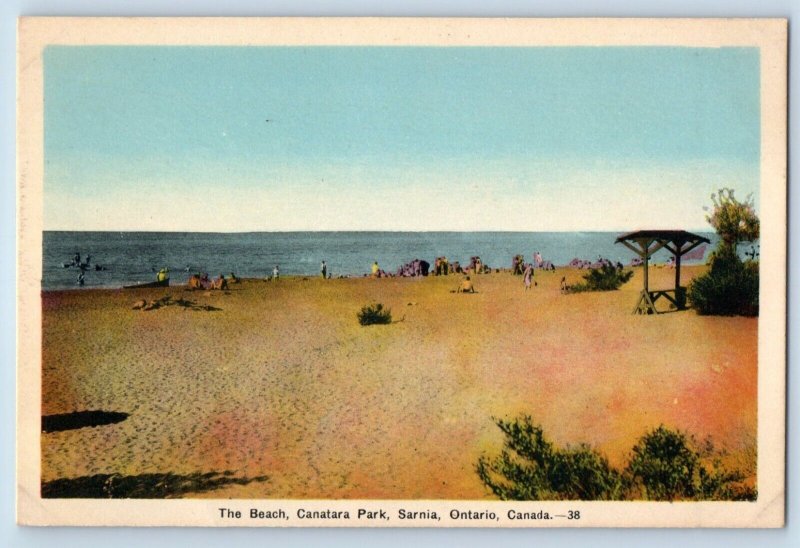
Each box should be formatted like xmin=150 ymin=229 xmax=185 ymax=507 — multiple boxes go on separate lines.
xmin=457 ymin=276 xmax=475 ymax=293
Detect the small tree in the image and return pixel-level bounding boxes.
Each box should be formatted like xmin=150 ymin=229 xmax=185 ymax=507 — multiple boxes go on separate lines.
xmin=704 ymin=188 xmax=759 ymax=251
xmin=690 ymin=188 xmax=759 ymax=316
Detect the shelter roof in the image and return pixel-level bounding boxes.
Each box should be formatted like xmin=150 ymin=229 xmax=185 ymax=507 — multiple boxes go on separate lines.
xmin=615 ymin=230 xmax=710 ymax=245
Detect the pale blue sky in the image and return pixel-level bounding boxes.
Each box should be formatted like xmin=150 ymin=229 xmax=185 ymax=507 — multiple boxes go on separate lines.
xmin=44 ymin=46 xmax=760 ymax=231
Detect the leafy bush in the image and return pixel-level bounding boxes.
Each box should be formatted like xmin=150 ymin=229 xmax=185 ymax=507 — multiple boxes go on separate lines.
xmin=568 ymin=264 xmax=634 ymax=293
xmin=357 ymin=303 xmax=392 ymax=326
xmin=626 ymin=426 xmax=699 ymax=500
xmin=627 ymin=425 xmax=756 ymax=501
xmin=477 ymin=416 xmax=755 ymax=501
xmin=476 ymin=416 xmax=623 ymax=500
xmin=688 ymin=247 xmax=758 ymax=316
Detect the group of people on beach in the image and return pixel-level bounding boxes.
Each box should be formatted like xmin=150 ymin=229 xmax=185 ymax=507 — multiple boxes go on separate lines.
xmin=188 ymin=272 xmax=238 ymax=290
xmin=132 ymin=249 xmax=630 ymax=290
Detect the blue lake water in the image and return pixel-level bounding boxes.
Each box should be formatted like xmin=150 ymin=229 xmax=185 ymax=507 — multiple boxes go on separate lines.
xmin=42 ymin=231 xmax=728 ymax=290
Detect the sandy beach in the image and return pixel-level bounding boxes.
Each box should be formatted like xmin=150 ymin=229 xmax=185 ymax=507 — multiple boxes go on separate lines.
xmin=41 ymin=265 xmax=757 ymax=499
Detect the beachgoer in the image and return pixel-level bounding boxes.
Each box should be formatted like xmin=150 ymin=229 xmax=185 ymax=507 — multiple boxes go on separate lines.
xmin=560 ymin=276 xmax=568 ymax=293
xmin=321 ymin=261 xmax=327 ymax=279
xmin=212 ymin=273 xmax=228 ymax=290
xmin=77 ymin=272 xmax=85 ymax=286
xmin=188 ymin=274 xmax=202 ymax=290
xmin=73 ymin=252 xmax=81 ymax=266
xmin=229 ymin=272 xmax=239 ymax=283
xmin=523 ymin=263 xmax=533 ymax=290
xmin=534 ymin=251 xmax=543 ymax=268
xmin=457 ymin=276 xmax=475 ymax=293
xmin=420 ymin=259 xmax=430 ymax=276
xmin=273 ymin=265 xmax=280 ymax=280
xmin=371 ymin=261 xmax=379 ymax=277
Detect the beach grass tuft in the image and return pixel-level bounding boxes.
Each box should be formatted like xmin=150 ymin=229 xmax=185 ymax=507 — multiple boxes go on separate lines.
xmin=567 ymin=264 xmax=634 ymax=293
xmin=357 ymin=303 xmax=392 ymax=326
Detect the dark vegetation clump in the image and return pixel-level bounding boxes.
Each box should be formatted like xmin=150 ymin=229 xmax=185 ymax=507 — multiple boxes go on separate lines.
xmin=567 ymin=264 xmax=634 ymax=293
xmin=688 ymin=247 xmax=758 ymax=316
xmin=357 ymin=303 xmax=392 ymax=326
xmin=476 ymin=416 xmax=623 ymax=500
xmin=626 ymin=425 xmax=755 ymax=501
xmin=477 ymin=416 xmax=756 ymax=501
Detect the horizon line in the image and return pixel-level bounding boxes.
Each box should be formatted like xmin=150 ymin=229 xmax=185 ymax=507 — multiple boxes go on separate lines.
xmin=43 ymin=228 xmax=714 ymax=234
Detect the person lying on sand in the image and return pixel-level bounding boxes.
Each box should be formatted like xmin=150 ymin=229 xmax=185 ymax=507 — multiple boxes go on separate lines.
xmin=457 ymin=276 xmax=476 ymax=293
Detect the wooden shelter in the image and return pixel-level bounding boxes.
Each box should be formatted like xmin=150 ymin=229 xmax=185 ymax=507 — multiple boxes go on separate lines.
xmin=615 ymin=230 xmax=710 ymax=315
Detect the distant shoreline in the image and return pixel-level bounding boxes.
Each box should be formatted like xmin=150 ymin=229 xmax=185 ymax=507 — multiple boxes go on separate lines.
xmin=41 ymin=229 xmax=716 ymax=235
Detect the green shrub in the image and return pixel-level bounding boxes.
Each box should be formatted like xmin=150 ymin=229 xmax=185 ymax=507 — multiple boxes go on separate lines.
xmin=696 ymin=459 xmax=756 ymax=501
xmin=357 ymin=303 xmax=392 ymax=326
xmin=549 ymin=444 xmax=625 ymax=500
xmin=477 ymin=416 xmax=755 ymax=501
xmin=626 ymin=425 xmax=756 ymax=501
xmin=688 ymin=248 xmax=758 ymax=316
xmin=626 ymin=426 xmax=699 ymax=500
xmin=476 ymin=416 xmax=623 ymax=500
xmin=568 ymin=264 xmax=634 ymax=293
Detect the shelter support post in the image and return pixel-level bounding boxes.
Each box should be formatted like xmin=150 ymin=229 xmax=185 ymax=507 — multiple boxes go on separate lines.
xmin=615 ymin=230 xmax=710 ymax=316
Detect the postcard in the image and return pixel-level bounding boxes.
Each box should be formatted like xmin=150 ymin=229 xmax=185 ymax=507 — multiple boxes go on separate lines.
xmin=16 ymin=17 xmax=786 ymax=527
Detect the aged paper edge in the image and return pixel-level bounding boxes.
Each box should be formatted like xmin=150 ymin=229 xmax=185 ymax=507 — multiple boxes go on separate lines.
xmin=16 ymin=17 xmax=787 ymax=528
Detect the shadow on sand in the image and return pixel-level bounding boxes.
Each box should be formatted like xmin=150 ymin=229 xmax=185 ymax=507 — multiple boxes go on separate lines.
xmin=41 ymin=471 xmax=269 ymax=498
xmin=42 ymin=410 xmax=129 ymax=433
xmin=172 ymin=296 xmax=223 ymax=312
xmin=138 ymin=294 xmax=222 ymax=312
